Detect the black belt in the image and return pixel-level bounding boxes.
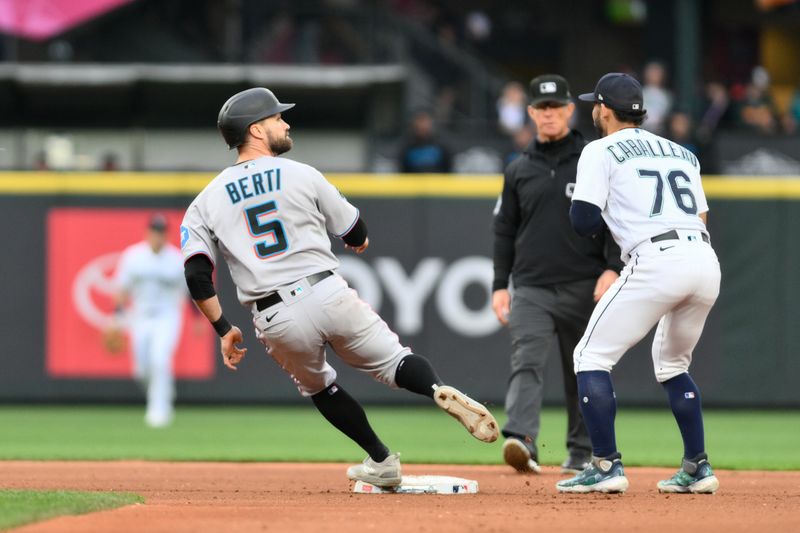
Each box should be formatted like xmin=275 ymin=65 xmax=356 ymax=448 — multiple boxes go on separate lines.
xmin=255 ymin=270 xmax=334 ymax=311
xmin=650 ymin=229 xmax=709 ymax=244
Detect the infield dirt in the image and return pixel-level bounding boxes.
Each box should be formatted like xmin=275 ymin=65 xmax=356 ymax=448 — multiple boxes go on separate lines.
xmin=3 ymin=461 xmax=798 ymax=532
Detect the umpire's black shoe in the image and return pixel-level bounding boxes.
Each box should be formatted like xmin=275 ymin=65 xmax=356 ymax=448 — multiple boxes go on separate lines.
xmin=502 ymin=438 xmax=542 ymax=474
xmin=561 ymin=455 xmax=591 ymax=475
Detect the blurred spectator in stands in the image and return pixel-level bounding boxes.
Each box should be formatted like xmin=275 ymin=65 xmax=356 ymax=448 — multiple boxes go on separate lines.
xmin=430 ymin=15 xmax=463 ymax=127
xmin=497 ymin=81 xmax=528 ymax=135
xmin=696 ymin=81 xmax=732 ymax=144
xmin=33 ymin=151 xmax=49 ymax=171
xmin=399 ymin=109 xmax=452 ymax=173
xmin=781 ymin=87 xmax=800 ymax=134
xmin=503 ymin=123 xmax=536 ymax=168
xmin=249 ymin=13 xmax=297 ymax=63
xmin=317 ymin=0 xmax=370 ymax=64
xmin=464 ymin=10 xmax=492 ymax=44
xmin=734 ymin=66 xmax=780 ymax=134
xmin=641 ymin=60 xmax=673 ymax=135
xmin=668 ymin=111 xmax=701 ymax=157
xmin=102 ymin=153 xmax=120 ymax=171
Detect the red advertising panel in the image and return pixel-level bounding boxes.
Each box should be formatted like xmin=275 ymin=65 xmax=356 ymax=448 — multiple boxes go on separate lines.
xmin=46 ymin=208 xmax=215 ymax=379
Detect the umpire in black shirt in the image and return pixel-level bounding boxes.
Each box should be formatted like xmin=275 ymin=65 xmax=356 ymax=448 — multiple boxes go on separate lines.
xmin=492 ymin=74 xmax=624 ymax=474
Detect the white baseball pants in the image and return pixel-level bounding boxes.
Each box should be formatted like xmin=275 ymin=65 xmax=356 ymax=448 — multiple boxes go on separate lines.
xmin=130 ymin=310 xmax=181 ymax=426
xmin=574 ymin=230 xmax=720 ymax=382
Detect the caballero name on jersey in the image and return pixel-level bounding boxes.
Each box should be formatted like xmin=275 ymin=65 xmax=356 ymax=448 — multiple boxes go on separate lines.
xmin=226 ymin=168 xmax=282 ymax=204
xmin=606 ymin=137 xmax=698 ymax=168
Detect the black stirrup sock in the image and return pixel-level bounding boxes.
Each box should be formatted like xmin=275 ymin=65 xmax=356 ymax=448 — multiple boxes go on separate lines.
xmin=394 ymin=354 xmax=444 ymax=399
xmin=311 ymin=383 xmax=389 ymax=462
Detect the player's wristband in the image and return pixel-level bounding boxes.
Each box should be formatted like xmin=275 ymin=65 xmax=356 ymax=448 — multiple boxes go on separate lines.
xmin=211 ymin=315 xmax=232 ymax=337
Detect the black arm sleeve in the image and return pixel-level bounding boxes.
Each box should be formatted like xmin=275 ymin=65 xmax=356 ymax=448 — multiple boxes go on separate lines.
xmin=184 ymin=254 xmax=216 ymax=301
xmin=342 ymin=217 xmax=368 ymax=247
xmin=492 ymin=166 xmax=520 ymax=291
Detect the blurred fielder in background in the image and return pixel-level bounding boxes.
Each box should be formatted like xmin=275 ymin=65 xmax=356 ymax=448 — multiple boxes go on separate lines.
xmin=106 ymin=213 xmax=186 ymax=428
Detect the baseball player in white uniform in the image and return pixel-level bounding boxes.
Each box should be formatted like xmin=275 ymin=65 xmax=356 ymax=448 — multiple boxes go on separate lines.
xmin=111 ymin=214 xmax=186 ymax=427
xmin=555 ymin=73 xmax=721 ymax=494
xmin=180 ymin=87 xmax=498 ymax=488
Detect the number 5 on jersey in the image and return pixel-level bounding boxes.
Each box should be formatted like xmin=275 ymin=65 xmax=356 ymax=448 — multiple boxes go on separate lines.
xmin=245 ymin=201 xmax=289 ymax=259
xmin=638 ymin=169 xmax=697 ymax=216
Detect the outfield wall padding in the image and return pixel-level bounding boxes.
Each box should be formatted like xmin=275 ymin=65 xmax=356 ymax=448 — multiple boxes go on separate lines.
xmin=0 ymin=173 xmax=798 ymax=407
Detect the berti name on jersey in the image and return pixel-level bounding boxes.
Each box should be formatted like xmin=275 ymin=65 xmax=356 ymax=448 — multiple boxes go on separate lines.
xmin=225 ymin=167 xmax=282 ymax=204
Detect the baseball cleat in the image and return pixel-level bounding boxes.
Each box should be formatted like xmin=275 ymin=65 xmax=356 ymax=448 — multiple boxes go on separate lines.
xmin=433 ymin=386 xmax=499 ymax=443
xmin=347 ymin=453 xmax=402 ymax=488
xmin=657 ymin=455 xmax=719 ymax=494
xmin=556 ymin=454 xmax=629 ymax=493
xmin=502 ymin=438 xmax=542 ymax=474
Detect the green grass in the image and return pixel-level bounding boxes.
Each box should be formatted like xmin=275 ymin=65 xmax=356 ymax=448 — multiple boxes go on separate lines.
xmin=0 ymin=406 xmax=797 ymax=470
xmin=0 ymin=489 xmax=142 ymax=531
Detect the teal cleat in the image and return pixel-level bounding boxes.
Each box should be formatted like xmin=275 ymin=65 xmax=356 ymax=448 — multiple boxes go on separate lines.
xmin=556 ymin=453 xmax=629 ymax=493
xmin=658 ymin=454 xmax=719 ymax=494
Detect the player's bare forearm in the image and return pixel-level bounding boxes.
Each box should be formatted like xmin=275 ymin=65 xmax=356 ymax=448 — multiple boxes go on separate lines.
xmin=193 ymin=295 xmax=224 ymax=323
xmin=113 ymin=289 xmax=129 ymax=311
xmin=699 ymin=212 xmax=708 ymax=225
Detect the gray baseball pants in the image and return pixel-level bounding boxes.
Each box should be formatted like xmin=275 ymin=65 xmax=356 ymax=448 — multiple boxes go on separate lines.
xmin=252 ymin=272 xmax=411 ymax=397
xmin=502 ymin=279 xmax=595 ymax=461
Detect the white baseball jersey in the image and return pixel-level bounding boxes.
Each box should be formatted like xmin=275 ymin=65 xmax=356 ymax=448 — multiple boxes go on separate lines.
xmin=180 ymin=156 xmax=359 ymax=305
xmin=570 ymin=127 xmax=720 ymax=382
xmin=115 ymin=242 xmax=186 ymax=316
xmin=572 ymin=127 xmax=708 ymax=260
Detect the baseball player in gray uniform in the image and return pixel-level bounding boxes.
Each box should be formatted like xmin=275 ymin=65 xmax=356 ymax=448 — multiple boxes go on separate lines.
xmin=556 ymin=73 xmax=720 ymax=494
xmin=180 ymin=87 xmax=498 ymax=488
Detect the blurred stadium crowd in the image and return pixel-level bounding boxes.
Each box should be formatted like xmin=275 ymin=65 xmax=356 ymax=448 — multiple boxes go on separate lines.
xmin=1 ymin=0 xmax=799 ymax=174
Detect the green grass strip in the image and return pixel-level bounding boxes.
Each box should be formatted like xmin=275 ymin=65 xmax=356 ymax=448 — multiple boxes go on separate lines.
xmin=0 ymin=489 xmax=142 ymax=531
xmin=0 ymin=406 xmax=797 ymax=470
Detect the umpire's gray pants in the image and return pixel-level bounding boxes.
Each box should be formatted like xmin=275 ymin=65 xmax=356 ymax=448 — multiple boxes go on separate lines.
xmin=502 ymin=280 xmax=595 ymax=461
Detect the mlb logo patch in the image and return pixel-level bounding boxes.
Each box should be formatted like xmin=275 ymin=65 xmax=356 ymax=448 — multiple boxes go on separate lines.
xmin=684 ymin=392 xmax=696 ymax=399
xmin=632 ymin=103 xmax=640 ymax=110
xmin=539 ymin=81 xmax=557 ymax=94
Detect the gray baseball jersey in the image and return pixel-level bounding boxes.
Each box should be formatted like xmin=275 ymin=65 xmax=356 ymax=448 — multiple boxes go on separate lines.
xmin=181 ymin=156 xmax=359 ymax=304
xmin=181 ymin=155 xmax=410 ymax=396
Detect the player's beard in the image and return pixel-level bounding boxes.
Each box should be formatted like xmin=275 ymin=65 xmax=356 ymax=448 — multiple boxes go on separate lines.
xmin=269 ymin=133 xmax=293 ymax=155
xmin=593 ymin=115 xmax=607 ymax=138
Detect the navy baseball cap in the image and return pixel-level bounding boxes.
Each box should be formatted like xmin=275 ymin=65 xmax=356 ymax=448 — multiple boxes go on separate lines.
xmin=578 ymin=73 xmax=645 ymax=112
xmin=148 ymin=213 xmax=168 ymax=232
xmin=529 ymin=74 xmax=572 ymax=106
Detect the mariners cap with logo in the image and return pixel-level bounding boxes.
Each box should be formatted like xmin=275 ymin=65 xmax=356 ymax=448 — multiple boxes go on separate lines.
xmin=529 ymin=74 xmax=572 ymax=106
xmin=149 ymin=213 xmax=168 ymax=232
xmin=578 ymin=72 xmax=645 ymax=112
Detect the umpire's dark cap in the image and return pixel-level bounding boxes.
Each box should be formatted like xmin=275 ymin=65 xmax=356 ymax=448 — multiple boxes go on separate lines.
xmin=578 ymin=73 xmax=645 ymax=112
xmin=529 ymin=74 xmax=572 ymax=106
xmin=149 ymin=213 xmax=168 ymax=232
